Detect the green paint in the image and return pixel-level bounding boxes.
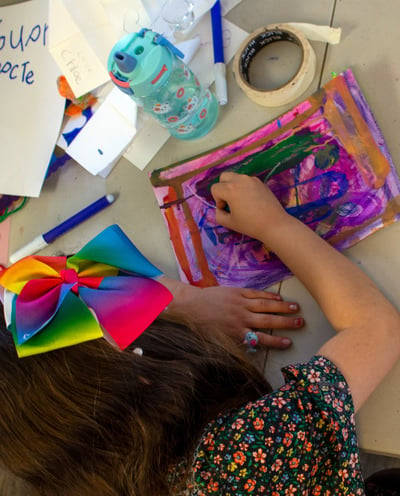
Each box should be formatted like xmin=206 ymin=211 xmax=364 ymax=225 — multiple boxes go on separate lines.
xmin=201 ymin=132 xmax=324 ymax=199
xmin=230 ymin=132 xmax=323 ymax=178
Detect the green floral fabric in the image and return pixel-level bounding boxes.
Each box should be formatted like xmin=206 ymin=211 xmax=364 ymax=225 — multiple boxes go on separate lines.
xmin=191 ymin=355 xmax=365 ymax=495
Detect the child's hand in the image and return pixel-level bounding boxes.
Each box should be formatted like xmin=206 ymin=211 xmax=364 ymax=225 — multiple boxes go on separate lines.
xmin=211 ymin=172 xmax=288 ymax=242
xmin=160 ymin=278 xmax=304 ymax=349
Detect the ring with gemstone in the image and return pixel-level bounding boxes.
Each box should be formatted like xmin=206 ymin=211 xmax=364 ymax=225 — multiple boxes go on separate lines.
xmin=243 ymin=331 xmax=259 ymax=353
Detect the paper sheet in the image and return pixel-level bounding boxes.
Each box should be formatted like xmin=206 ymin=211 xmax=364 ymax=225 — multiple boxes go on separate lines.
xmin=0 ymin=0 xmax=65 ymax=197
xmin=48 ymin=0 xmax=119 ymax=97
xmin=100 ymin=0 xmax=152 ymax=38
xmin=123 ymin=113 xmax=170 ymax=171
xmin=149 ymin=0 xmax=242 ymax=38
xmin=66 ymin=88 xmax=137 ymax=175
xmin=186 ymin=15 xmax=248 ymax=87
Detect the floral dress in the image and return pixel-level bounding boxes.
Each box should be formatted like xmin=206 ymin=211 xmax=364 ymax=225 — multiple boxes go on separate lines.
xmin=191 ymin=355 xmax=366 ymax=495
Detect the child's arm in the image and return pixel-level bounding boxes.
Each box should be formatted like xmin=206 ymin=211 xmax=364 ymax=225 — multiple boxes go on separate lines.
xmin=158 ymin=276 xmax=304 ymax=349
xmin=211 ymin=172 xmax=400 ymax=412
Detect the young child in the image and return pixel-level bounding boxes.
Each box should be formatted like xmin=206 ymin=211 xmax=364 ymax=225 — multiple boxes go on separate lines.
xmin=0 ymin=172 xmax=399 ymax=495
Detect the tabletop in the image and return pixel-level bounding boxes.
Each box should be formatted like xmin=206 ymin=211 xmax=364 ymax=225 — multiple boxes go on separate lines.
xmin=3 ymin=0 xmax=400 ymax=457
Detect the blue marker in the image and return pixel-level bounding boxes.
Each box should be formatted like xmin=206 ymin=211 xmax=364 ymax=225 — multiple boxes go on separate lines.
xmin=210 ymin=0 xmax=227 ymax=105
xmin=9 ymin=194 xmax=115 ymax=263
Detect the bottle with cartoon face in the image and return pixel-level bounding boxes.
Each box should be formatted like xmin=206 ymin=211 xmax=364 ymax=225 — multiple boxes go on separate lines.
xmin=108 ymin=29 xmax=219 ymax=140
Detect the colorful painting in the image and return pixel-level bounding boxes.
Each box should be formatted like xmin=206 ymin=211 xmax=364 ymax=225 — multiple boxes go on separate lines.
xmin=150 ymin=68 xmax=400 ymax=290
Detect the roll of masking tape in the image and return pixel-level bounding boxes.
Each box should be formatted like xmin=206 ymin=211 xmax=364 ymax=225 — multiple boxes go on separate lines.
xmin=233 ymin=24 xmax=317 ymax=107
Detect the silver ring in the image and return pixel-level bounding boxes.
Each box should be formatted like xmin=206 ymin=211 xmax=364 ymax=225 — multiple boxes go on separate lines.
xmin=243 ymin=331 xmax=259 ymax=353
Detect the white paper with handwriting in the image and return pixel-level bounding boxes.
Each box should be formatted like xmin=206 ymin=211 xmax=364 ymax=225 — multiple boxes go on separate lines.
xmin=48 ymin=0 xmax=118 ymax=97
xmin=0 ymin=0 xmax=65 ymax=197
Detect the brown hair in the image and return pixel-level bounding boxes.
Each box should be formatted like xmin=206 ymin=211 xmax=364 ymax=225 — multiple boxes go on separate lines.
xmin=0 ymin=313 xmax=271 ymax=495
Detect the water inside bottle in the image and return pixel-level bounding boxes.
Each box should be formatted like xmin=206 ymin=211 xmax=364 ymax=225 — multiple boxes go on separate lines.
xmin=141 ymin=59 xmax=219 ymax=140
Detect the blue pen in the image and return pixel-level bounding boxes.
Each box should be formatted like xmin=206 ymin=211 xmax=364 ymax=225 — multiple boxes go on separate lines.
xmin=9 ymin=194 xmax=115 ymax=263
xmin=211 ymin=0 xmax=228 ymax=105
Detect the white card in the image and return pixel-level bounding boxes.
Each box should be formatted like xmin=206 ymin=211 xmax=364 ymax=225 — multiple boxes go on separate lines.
xmin=48 ymin=0 xmax=118 ymax=97
xmin=67 ymin=88 xmax=137 ymax=175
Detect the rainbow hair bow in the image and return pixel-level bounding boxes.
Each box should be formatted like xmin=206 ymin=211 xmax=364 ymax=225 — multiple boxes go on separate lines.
xmin=0 ymin=225 xmax=172 ymax=357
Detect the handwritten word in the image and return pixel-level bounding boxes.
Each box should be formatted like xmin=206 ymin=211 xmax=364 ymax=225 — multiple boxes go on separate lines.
xmin=0 ymin=20 xmax=49 ymax=52
xmin=61 ymin=49 xmax=83 ymax=86
xmin=60 ymin=50 xmax=96 ymax=88
xmin=0 ymin=59 xmax=34 ymax=84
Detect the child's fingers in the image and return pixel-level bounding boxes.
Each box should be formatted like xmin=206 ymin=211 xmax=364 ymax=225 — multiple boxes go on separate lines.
xmin=239 ymin=289 xmax=302 ymax=322
xmin=255 ymin=331 xmax=293 ymax=349
xmin=245 ymin=297 xmax=300 ymax=316
xmin=213 ymin=195 xmax=228 ymax=210
xmin=211 ymin=172 xmax=242 ymax=206
xmin=241 ymin=329 xmax=294 ymax=350
xmin=248 ymin=312 xmax=304 ymax=330
xmin=239 ymin=288 xmax=282 ymax=301
xmin=219 ymin=171 xmax=240 ymax=183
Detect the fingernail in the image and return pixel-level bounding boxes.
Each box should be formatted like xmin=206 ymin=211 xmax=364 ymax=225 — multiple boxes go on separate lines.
xmin=289 ymin=304 xmax=298 ymax=311
xmin=295 ymin=317 xmax=303 ymax=327
xmin=282 ymin=338 xmax=291 ymax=346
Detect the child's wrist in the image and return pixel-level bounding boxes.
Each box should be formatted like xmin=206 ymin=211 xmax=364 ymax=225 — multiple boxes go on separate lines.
xmin=158 ymin=277 xmax=201 ymax=322
xmin=256 ymin=211 xmax=293 ymax=246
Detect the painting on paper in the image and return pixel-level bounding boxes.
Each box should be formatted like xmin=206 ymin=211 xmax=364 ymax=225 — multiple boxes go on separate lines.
xmin=150 ymin=68 xmax=400 ymax=290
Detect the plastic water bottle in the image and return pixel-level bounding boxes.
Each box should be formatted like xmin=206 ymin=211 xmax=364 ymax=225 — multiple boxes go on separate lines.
xmin=108 ymin=29 xmax=219 ymax=140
